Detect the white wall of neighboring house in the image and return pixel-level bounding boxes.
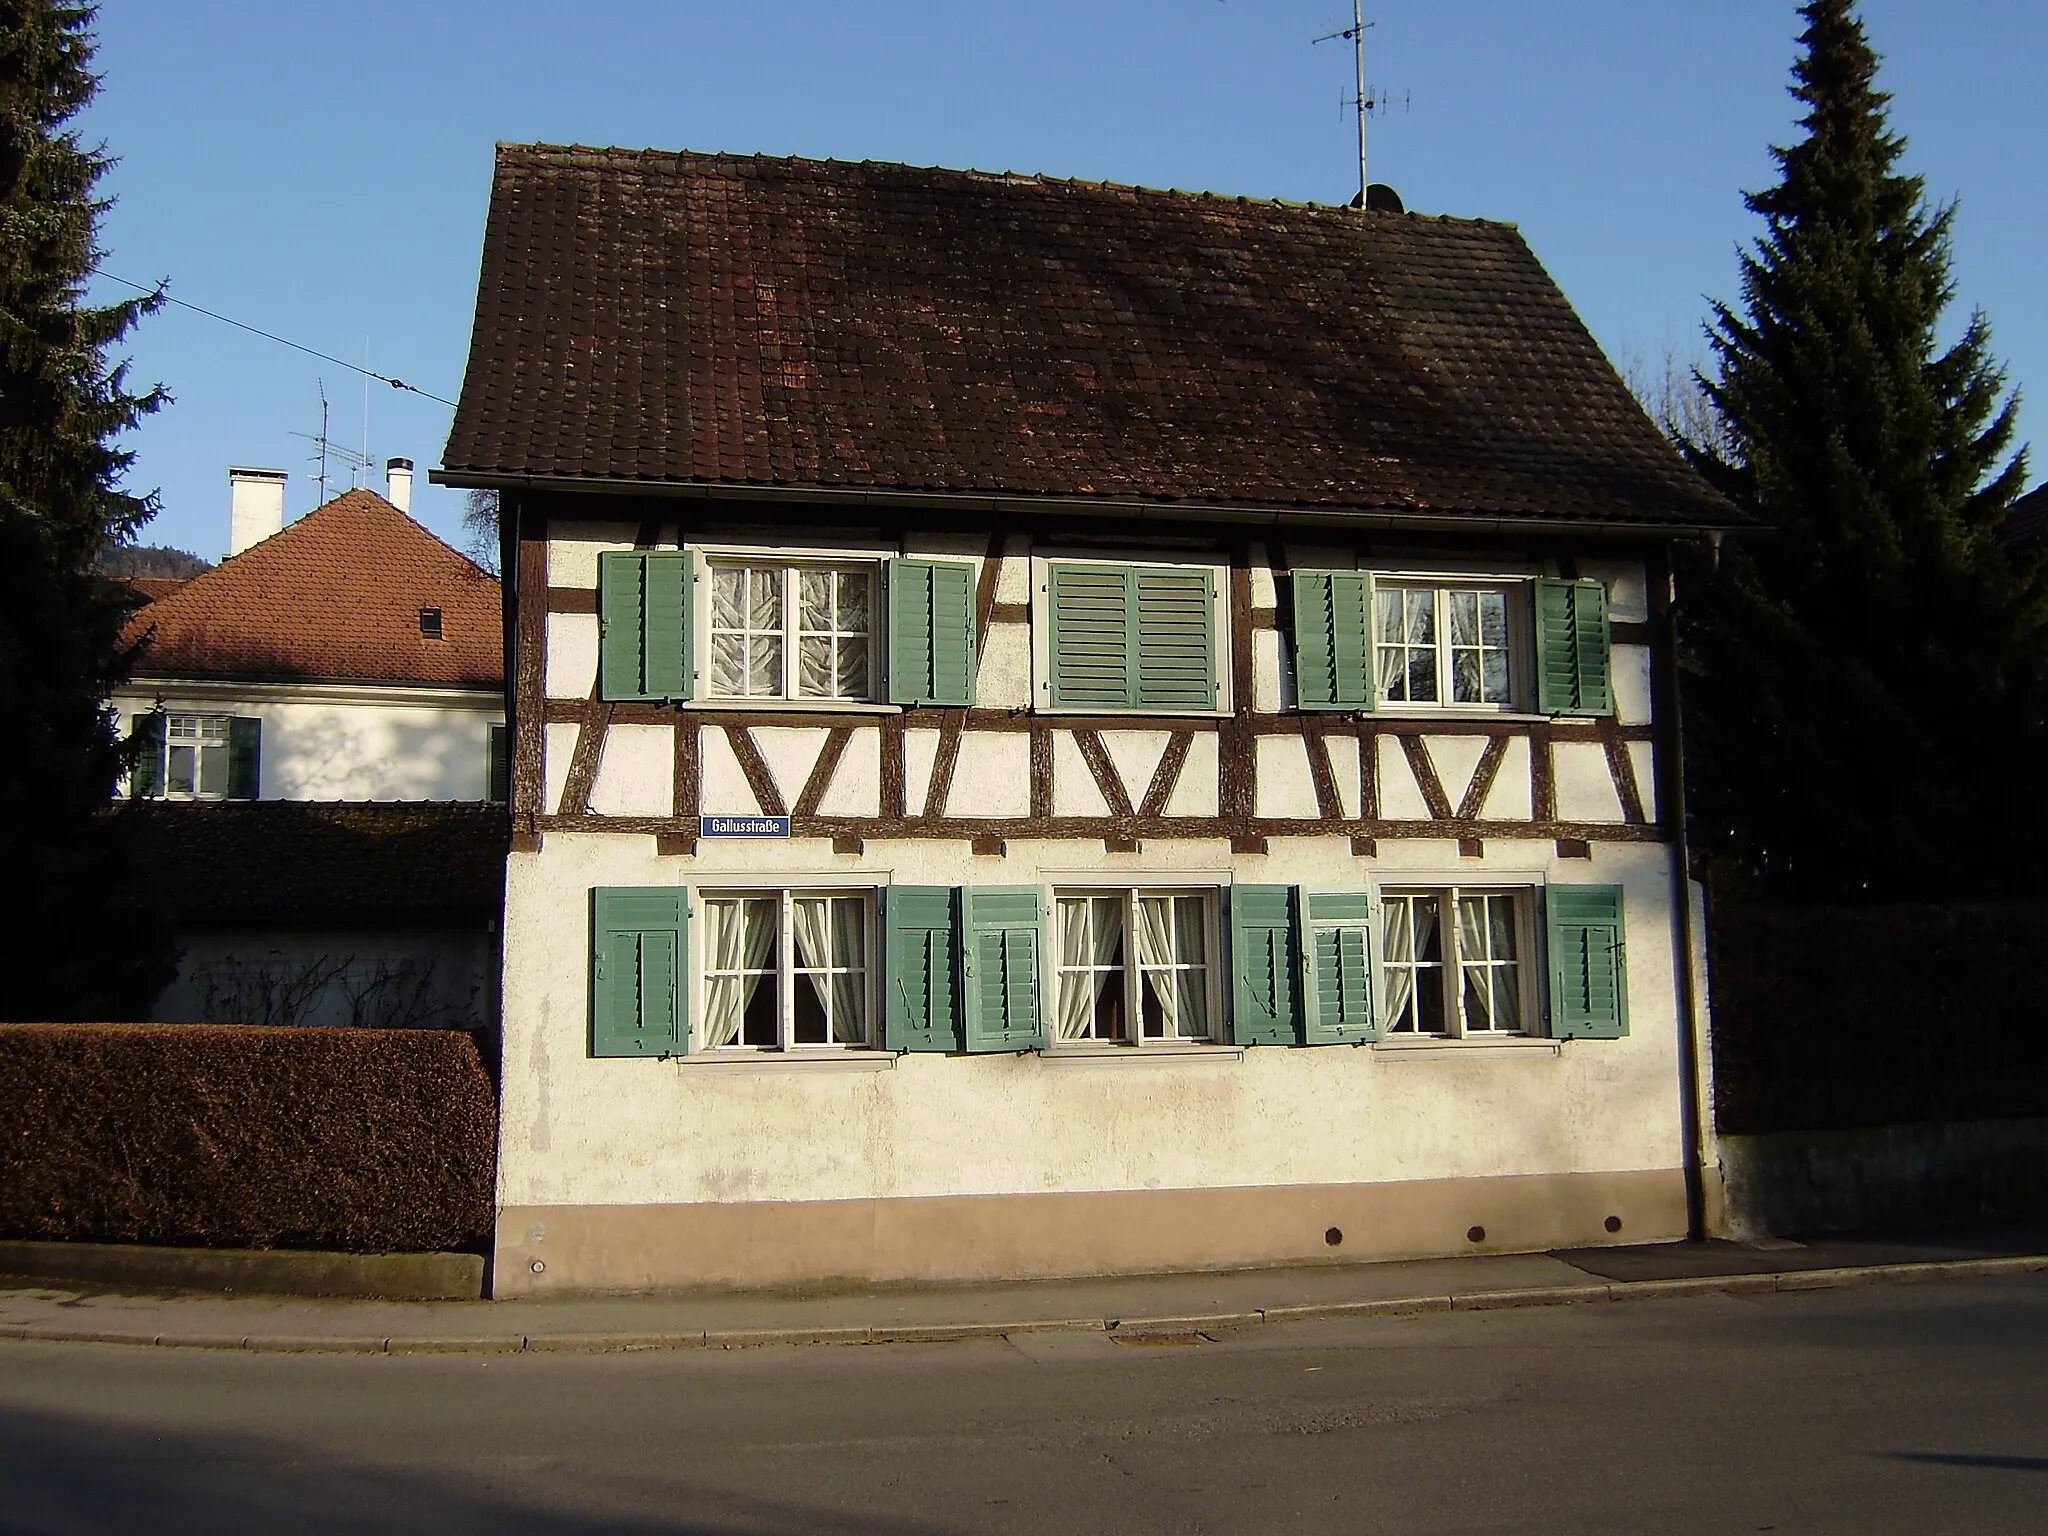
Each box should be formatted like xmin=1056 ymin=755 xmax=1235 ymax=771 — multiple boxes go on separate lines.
xmin=114 ymin=681 xmax=504 ymax=802
xmin=154 ymin=925 xmax=494 ymax=1030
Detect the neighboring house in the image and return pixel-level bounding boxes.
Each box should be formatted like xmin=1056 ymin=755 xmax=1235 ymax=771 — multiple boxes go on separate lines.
xmin=115 ymin=464 xmax=509 ymax=1029
xmin=2006 ymin=483 xmax=2047 ymax=549
xmin=439 ymin=146 xmax=1746 ymax=1296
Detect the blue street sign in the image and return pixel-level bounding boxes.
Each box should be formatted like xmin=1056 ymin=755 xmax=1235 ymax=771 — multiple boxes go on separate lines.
xmin=699 ymin=814 xmax=792 ymax=839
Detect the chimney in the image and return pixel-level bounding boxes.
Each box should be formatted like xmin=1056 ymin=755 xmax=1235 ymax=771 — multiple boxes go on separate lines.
xmin=385 ymin=457 xmax=414 ymax=515
xmin=227 ymin=467 xmax=288 ymax=557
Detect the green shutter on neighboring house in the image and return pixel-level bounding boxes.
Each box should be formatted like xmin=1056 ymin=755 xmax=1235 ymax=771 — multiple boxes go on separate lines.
xmin=1534 ymin=578 xmax=1613 ymax=716
xmin=486 ymin=724 xmax=509 ymax=803
xmin=961 ymin=886 xmax=1046 ymax=1051
xmin=1048 ymin=564 xmax=1218 ymax=711
xmin=227 ymin=717 xmax=261 ymax=800
xmin=1134 ymin=569 xmax=1216 ymax=709
xmin=599 ymin=551 xmax=693 ymax=701
xmin=888 ymin=559 xmax=977 ymax=706
xmin=129 ymin=712 xmax=164 ymax=800
xmin=881 ymin=885 xmax=962 ymax=1051
xmin=1291 ymin=571 xmax=1375 ymax=710
xmin=1230 ymin=885 xmax=1302 ymax=1046
xmin=591 ymin=887 xmax=689 ymax=1056
xmin=1302 ymin=889 xmax=1380 ymax=1044
xmin=1546 ymin=884 xmax=1628 ymax=1040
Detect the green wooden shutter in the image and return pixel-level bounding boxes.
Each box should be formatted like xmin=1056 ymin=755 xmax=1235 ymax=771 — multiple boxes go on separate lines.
xmin=599 ymin=551 xmax=693 ymax=702
xmin=961 ymin=886 xmax=1046 ymax=1051
xmin=1302 ymin=889 xmax=1380 ymax=1044
xmin=1048 ymin=564 xmax=1134 ymax=708
xmin=227 ymin=716 xmax=261 ymax=800
xmin=1291 ymin=571 xmax=1374 ymax=710
xmin=882 ymin=886 xmax=962 ymax=1051
xmin=1134 ymin=569 xmax=1217 ymax=709
xmin=1534 ymin=578 xmax=1613 ymax=716
xmin=486 ymin=724 xmax=509 ymax=803
xmin=591 ymin=887 xmax=689 ymax=1056
xmin=1546 ymin=884 xmax=1628 ymax=1040
xmin=888 ymin=559 xmax=977 ymax=706
xmin=1230 ymin=885 xmax=1302 ymax=1045
xmin=129 ymin=712 xmax=164 ymax=799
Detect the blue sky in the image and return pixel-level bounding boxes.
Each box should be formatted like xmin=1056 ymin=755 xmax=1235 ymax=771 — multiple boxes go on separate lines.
xmin=81 ymin=0 xmax=2047 ymax=564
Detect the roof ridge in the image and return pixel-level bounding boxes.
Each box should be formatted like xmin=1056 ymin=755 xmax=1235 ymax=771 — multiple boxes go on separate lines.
xmin=493 ymin=142 xmax=1510 ymax=228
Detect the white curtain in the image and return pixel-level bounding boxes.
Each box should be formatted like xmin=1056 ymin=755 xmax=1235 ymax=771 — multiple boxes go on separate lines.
xmin=798 ymin=570 xmax=835 ymax=699
xmin=1382 ymin=896 xmax=1438 ymax=1033
xmin=711 ymin=567 xmax=748 ymax=696
xmin=836 ymin=573 xmax=870 ymax=698
xmin=748 ymin=568 xmax=783 ymax=695
xmin=1056 ymin=897 xmax=1124 ymax=1040
xmin=793 ymin=897 xmax=867 ymax=1044
xmin=704 ymin=898 xmax=775 ymax=1047
xmin=1137 ymin=897 xmax=1175 ymax=1036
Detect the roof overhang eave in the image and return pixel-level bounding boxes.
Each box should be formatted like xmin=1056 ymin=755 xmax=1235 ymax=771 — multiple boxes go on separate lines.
xmin=430 ymin=468 xmax=1752 ymax=539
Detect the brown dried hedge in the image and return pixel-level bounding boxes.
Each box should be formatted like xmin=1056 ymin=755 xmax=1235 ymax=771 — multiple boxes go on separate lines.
xmin=0 ymin=1023 xmax=496 ymax=1253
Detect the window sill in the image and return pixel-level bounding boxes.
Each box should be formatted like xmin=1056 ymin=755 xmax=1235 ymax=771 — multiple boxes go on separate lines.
xmin=1038 ymin=1043 xmax=1245 ymax=1063
xmin=692 ymin=699 xmax=901 ymax=715
xmin=1371 ymin=1036 xmax=1564 ymax=1056
xmin=669 ymin=1051 xmax=898 ymax=1074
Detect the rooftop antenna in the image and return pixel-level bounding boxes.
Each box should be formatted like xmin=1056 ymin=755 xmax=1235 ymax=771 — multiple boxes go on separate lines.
xmin=291 ymin=380 xmax=371 ymax=507
xmin=1313 ymin=2 xmax=1409 ymax=210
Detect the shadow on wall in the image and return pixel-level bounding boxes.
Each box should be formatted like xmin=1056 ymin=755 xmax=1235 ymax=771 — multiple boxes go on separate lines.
xmin=267 ymin=708 xmax=490 ymax=802
xmin=0 ymin=1401 xmax=954 ymax=1535
xmin=153 ymin=929 xmax=492 ymax=1029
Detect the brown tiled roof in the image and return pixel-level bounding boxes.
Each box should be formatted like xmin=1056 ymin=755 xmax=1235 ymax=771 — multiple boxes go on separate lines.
xmin=121 ymin=490 xmax=502 ymax=687
xmin=112 ymin=576 xmax=190 ymax=605
xmin=2006 ymin=484 xmax=2047 ymax=547
xmin=124 ymin=801 xmax=507 ymax=925
xmin=443 ymin=145 xmax=1741 ymax=531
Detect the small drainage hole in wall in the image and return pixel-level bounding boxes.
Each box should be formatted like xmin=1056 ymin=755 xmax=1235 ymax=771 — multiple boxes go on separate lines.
xmin=1324 ymin=1227 xmax=1344 ymax=1247
xmin=1605 ymin=1215 xmax=1624 ymax=1234
xmin=1466 ymin=1225 xmax=1487 ymax=1244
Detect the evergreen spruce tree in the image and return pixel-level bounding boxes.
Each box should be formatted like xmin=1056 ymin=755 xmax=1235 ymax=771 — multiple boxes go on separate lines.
xmin=0 ymin=1 xmax=176 ymax=1017
xmin=1681 ymin=0 xmax=2041 ymax=902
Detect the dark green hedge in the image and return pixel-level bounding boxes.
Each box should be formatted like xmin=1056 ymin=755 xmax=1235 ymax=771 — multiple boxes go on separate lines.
xmin=0 ymin=1023 xmax=496 ymax=1252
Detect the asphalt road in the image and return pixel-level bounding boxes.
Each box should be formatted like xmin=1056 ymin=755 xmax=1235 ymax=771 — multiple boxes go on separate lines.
xmin=2 ymin=1275 xmax=2045 ymax=1535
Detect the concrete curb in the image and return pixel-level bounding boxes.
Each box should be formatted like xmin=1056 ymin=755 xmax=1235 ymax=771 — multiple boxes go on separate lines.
xmin=2 ymin=1254 xmax=2043 ymax=1356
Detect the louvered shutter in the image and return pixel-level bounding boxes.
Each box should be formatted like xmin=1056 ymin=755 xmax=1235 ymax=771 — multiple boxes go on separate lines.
xmin=227 ymin=717 xmax=262 ymax=800
xmin=599 ymin=551 xmax=693 ymax=702
xmin=1230 ymin=885 xmax=1302 ymax=1046
xmin=1134 ymin=569 xmax=1217 ymax=709
xmin=591 ymin=887 xmax=689 ymax=1056
xmin=1303 ymin=889 xmax=1380 ymax=1043
xmin=486 ymin=724 xmax=509 ymax=803
xmin=1534 ymin=578 xmax=1612 ymax=717
xmin=1291 ymin=571 xmax=1374 ymax=710
xmin=887 ymin=559 xmax=977 ymax=706
xmin=961 ymin=886 xmax=1046 ymax=1051
xmin=1546 ymin=885 xmax=1628 ymax=1040
xmin=1048 ymin=564 xmax=1133 ymax=708
xmin=129 ymin=712 xmax=164 ymax=799
xmin=882 ymin=886 xmax=962 ymax=1051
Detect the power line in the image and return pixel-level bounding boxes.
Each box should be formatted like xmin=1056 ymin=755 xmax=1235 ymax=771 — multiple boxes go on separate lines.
xmin=89 ymin=267 xmax=459 ymax=408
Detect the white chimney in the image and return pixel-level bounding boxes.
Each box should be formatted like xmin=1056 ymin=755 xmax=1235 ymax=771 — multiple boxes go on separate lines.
xmin=385 ymin=457 xmax=414 ymax=515
xmin=227 ymin=467 xmax=288 ymax=557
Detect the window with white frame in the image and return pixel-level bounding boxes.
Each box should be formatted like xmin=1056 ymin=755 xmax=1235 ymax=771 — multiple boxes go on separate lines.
xmin=1053 ymin=889 xmax=1218 ymax=1044
xmin=708 ymin=562 xmax=875 ymax=701
xmin=1374 ymin=583 xmax=1518 ymax=708
xmin=1381 ymin=887 xmax=1530 ymax=1037
xmin=162 ymin=714 xmax=233 ymax=798
xmin=700 ymin=890 xmax=872 ymax=1049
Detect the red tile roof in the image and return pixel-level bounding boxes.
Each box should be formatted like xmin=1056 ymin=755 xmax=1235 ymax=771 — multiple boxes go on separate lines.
xmin=113 ymin=576 xmax=190 ymax=605
xmin=443 ymin=146 xmax=1741 ymax=531
xmin=121 ymin=490 xmax=502 ymax=687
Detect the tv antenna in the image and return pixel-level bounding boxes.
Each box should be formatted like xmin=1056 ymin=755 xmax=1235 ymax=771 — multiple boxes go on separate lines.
xmin=1313 ymin=2 xmax=1409 ymax=209
xmin=290 ymin=381 xmax=372 ymax=506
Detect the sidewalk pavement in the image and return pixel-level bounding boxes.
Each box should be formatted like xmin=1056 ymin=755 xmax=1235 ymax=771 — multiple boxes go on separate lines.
xmin=4 ymin=1231 xmax=2045 ymax=1356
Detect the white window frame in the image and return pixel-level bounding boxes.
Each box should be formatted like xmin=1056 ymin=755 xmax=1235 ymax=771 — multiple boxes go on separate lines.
xmin=695 ymin=887 xmax=877 ymax=1052
xmin=158 ymin=712 xmax=234 ymax=801
xmin=1367 ymin=577 xmax=1530 ymax=714
xmin=693 ymin=544 xmax=893 ymax=706
xmin=1379 ymin=884 xmax=1537 ymax=1039
xmin=1049 ymin=885 xmax=1224 ymax=1047
xmin=1029 ymin=552 xmax=1234 ymax=717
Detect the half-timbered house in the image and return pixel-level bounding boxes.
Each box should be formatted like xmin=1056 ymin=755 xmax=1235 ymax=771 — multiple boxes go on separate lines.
xmin=440 ymin=145 xmax=1744 ymax=1295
